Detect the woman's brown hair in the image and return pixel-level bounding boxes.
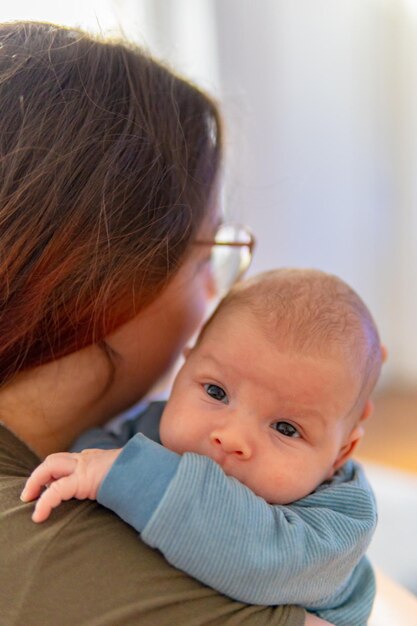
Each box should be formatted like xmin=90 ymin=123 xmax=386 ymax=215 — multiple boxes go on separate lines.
xmin=0 ymin=22 xmax=222 ymax=385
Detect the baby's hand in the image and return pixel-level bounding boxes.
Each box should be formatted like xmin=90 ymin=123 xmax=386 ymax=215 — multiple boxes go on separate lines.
xmin=20 ymin=448 xmax=121 ymax=522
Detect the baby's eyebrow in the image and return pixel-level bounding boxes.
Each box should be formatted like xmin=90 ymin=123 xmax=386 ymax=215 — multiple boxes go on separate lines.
xmin=195 ymin=353 xmax=230 ymax=380
xmin=198 ymin=353 xmax=223 ymax=368
xmin=272 ymin=402 xmax=326 ymax=426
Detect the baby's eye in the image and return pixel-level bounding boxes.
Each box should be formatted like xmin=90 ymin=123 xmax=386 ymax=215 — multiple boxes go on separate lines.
xmin=204 ymin=383 xmax=228 ymax=404
xmin=272 ymin=421 xmax=300 ymax=438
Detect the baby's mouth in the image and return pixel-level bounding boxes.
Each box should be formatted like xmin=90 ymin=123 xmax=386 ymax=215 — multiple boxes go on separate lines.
xmin=205 ymin=449 xmax=228 ymax=471
xmin=202 ymin=447 xmax=246 ymax=482
xmin=210 ymin=453 xmax=239 ymax=478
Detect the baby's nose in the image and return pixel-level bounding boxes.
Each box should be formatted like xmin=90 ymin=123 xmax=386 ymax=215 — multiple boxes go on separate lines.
xmin=209 ymin=429 xmax=251 ymax=459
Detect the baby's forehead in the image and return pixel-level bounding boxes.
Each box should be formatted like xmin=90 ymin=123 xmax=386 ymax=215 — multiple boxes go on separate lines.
xmin=202 ymin=306 xmax=363 ymax=380
xmin=203 ymin=286 xmax=373 ymax=371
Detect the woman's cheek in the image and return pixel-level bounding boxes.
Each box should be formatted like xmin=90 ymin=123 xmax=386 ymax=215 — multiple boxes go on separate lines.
xmin=179 ymin=262 xmax=218 ymax=340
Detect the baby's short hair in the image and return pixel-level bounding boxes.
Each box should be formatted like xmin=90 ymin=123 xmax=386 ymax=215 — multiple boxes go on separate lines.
xmin=205 ymin=268 xmax=382 ymax=421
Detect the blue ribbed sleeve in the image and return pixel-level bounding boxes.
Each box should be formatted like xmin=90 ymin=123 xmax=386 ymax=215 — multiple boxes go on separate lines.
xmin=98 ymin=434 xmax=180 ymax=530
xmin=97 ymin=429 xmax=376 ymax=626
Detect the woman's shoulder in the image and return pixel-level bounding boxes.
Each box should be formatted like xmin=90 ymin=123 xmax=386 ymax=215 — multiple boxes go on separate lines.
xmin=0 ymin=424 xmax=304 ymax=626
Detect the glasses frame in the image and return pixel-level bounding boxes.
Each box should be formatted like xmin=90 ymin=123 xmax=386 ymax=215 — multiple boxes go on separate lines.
xmin=194 ymin=224 xmax=256 ymax=254
xmin=194 ymin=223 xmax=256 ymax=286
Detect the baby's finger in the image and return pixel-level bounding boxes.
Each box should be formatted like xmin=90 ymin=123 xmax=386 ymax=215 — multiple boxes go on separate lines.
xmin=21 ymin=453 xmax=78 ymax=502
xmin=32 ymin=473 xmax=79 ymax=523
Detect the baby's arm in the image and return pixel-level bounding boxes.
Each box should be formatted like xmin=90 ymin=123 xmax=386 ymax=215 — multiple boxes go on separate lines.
xmin=22 ymin=434 xmax=374 ymax=625
xmin=21 ymin=448 xmax=121 ymax=522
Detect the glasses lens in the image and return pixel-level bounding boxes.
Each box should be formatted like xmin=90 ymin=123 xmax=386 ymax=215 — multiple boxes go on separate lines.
xmin=211 ymin=224 xmax=253 ymax=294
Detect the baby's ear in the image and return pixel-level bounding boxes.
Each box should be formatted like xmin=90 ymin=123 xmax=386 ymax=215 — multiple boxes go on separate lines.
xmin=330 ymin=400 xmax=373 ymax=474
xmin=331 ymin=424 xmax=365 ymax=473
xmin=360 ymin=399 xmax=374 ymax=423
xmin=381 ymin=344 xmax=388 ymax=363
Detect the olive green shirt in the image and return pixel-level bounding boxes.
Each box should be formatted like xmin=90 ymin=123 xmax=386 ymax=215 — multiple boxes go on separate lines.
xmin=0 ymin=424 xmax=305 ymax=626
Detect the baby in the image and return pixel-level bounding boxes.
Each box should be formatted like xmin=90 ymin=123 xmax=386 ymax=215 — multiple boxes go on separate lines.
xmin=21 ymin=269 xmax=384 ymax=626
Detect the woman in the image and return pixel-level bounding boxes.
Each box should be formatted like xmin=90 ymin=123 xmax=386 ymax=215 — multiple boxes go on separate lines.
xmin=0 ymin=22 xmax=330 ymax=626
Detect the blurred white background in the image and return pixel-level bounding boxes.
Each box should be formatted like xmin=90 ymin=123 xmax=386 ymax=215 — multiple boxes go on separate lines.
xmin=2 ymin=0 xmax=416 ymax=595
xmin=3 ymin=0 xmax=416 ymax=388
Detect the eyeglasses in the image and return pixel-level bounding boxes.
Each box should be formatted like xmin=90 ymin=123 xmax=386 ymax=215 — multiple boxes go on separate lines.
xmin=194 ymin=223 xmax=255 ymax=294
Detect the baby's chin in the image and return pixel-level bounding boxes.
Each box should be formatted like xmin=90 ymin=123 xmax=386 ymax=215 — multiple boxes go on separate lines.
xmin=224 ymin=472 xmax=318 ymax=505
xmin=254 ymin=467 xmax=338 ymax=505
xmin=211 ymin=459 xmax=297 ymax=504
xmin=264 ymin=482 xmax=327 ymax=505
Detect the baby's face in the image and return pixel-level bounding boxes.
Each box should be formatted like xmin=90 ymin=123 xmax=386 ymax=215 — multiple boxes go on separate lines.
xmin=160 ymin=309 xmax=363 ymax=504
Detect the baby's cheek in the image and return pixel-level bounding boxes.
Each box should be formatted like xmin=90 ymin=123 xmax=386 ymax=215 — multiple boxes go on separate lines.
xmin=259 ymin=481 xmax=297 ymax=506
xmin=159 ymin=412 xmax=185 ymax=454
xmin=258 ymin=470 xmax=315 ymax=505
xmin=159 ymin=411 xmax=175 ymax=449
